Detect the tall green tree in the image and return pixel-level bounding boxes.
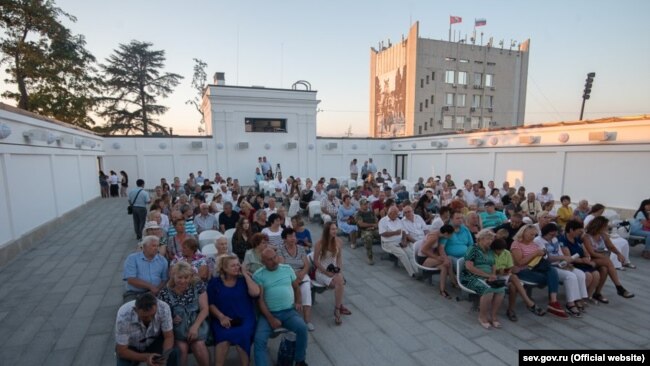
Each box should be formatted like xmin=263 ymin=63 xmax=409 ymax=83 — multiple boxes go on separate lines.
xmin=185 ymin=58 xmax=207 ymax=132
xmin=98 ymin=40 xmax=183 ymax=135
xmin=0 ymin=0 xmax=100 ymax=129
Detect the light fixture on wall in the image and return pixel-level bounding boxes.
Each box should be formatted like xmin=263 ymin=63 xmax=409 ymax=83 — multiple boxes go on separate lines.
xmin=308 ymin=144 xmax=314 ymax=150
xmin=398 ymin=143 xmax=402 ymax=148
xmin=0 ymin=123 xmax=11 ymax=139
xmin=159 ymin=142 xmax=167 ymax=150
xmin=379 ymin=143 xmax=387 ymax=150
xmin=56 ymin=134 xmax=73 ymax=145
xmin=468 ymin=138 xmax=484 ymax=146
xmin=264 ymin=143 xmax=271 ymax=150
xmin=411 ymin=143 xmax=417 ymax=149
xmin=112 ymin=142 xmax=121 ymax=149
xmin=519 ymin=136 xmax=539 ymax=144
xmin=74 ymin=138 xmax=82 ymax=148
xmin=558 ymin=133 xmax=570 ymax=143
xmin=216 ymin=142 xmax=225 ymax=149
xmin=46 ymin=132 xmax=56 ymax=144
xmin=351 ymin=144 xmax=357 ymax=150
xmin=589 ymin=131 xmax=614 ymax=142
xmin=489 ymin=136 xmax=499 ymax=145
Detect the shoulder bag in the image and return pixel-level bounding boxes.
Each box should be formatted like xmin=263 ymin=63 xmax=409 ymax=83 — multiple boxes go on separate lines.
xmin=127 ymin=189 xmax=143 ymax=215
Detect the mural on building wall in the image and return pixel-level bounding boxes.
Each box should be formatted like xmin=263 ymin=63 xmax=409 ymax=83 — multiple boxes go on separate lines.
xmin=374 ymin=66 xmax=407 ymax=137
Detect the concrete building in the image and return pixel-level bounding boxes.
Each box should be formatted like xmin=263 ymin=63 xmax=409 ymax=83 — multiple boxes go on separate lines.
xmin=370 ymin=22 xmax=530 ymax=137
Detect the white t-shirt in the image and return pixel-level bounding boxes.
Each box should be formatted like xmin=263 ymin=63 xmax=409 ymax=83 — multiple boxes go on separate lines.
xmin=378 ymin=216 xmax=403 ymax=246
xmin=402 ymin=215 xmax=428 ymax=243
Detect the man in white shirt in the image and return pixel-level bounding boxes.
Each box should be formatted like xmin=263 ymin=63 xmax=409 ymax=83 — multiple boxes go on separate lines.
xmin=379 ymin=206 xmax=418 ymax=277
xmin=219 ymin=184 xmax=233 ymax=203
xmin=401 ymin=206 xmax=429 ymax=244
xmin=264 ymin=198 xmax=278 ymax=216
xmin=474 ymin=187 xmax=489 ymax=212
xmin=367 ymin=186 xmax=381 ymax=204
xmin=350 ymin=159 xmax=359 ymax=180
xmin=320 ymin=190 xmax=340 ymax=224
xmin=499 ymin=181 xmax=510 ymax=197
xmin=368 ymin=158 xmax=378 ymax=175
xmin=311 ymin=182 xmax=327 ymax=203
xmin=536 ymin=187 xmax=554 ymax=204
xmin=462 ymin=179 xmax=476 ymax=206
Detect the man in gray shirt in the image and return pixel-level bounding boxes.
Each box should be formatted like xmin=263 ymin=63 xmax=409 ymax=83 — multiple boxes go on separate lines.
xmin=129 ymin=179 xmax=151 ymax=240
xmin=194 ymin=203 xmax=218 ymax=233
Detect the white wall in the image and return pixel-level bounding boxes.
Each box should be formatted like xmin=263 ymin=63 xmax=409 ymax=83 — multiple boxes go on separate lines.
xmin=0 ymin=104 xmax=103 ymax=248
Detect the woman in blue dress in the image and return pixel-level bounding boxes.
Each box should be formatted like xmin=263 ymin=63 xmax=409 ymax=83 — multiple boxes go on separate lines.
xmin=337 ymin=194 xmax=359 ymax=248
xmin=207 ymin=255 xmax=260 ymax=366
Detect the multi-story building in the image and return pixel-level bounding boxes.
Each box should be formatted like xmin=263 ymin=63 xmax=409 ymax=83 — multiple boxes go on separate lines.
xmin=370 ymin=21 xmax=530 ymax=137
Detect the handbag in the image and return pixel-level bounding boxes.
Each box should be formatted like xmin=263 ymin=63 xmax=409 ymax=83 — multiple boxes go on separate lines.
xmin=486 ymin=279 xmax=506 ymax=288
xmin=276 ymin=333 xmax=296 ymax=366
xmin=168 ymin=285 xmax=210 ymax=341
xmin=529 ymin=255 xmax=551 ymax=272
xmin=127 ymin=189 xmax=143 ymax=215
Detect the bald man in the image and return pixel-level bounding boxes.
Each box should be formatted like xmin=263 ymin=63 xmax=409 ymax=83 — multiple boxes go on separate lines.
xmin=378 ymin=206 xmax=419 ymax=277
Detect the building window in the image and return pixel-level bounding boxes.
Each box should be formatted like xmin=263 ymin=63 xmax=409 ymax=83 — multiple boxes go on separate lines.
xmin=425 ymin=99 xmax=428 ymax=108
xmin=445 ymin=70 xmax=455 ymax=84
xmin=245 ymin=118 xmax=287 ymax=132
xmin=487 ymin=62 xmax=496 ymax=66
xmin=472 ymin=95 xmax=481 ymax=108
xmin=484 ymin=116 xmax=492 ymax=126
xmin=460 ymin=59 xmax=469 ymax=63
xmin=471 ymin=117 xmax=481 ymax=129
xmin=457 ymin=94 xmax=466 ymax=107
xmin=474 ymin=60 xmax=483 ymax=64
xmin=456 ymin=115 xmax=465 ymax=127
xmin=445 ymin=57 xmax=456 ymax=61
xmin=418 ymin=126 xmax=423 ymax=134
xmin=424 ymin=121 xmax=428 ymax=131
xmin=443 ymin=116 xmax=454 ymax=129
xmin=486 ymin=96 xmax=494 ymax=108
xmin=430 ymin=118 xmax=433 ymax=127
xmin=473 ymin=72 xmax=482 ymax=86
xmin=419 ymin=102 xmax=423 ymax=112
xmin=430 ymin=95 xmax=434 ymax=104
xmin=431 ymin=71 xmax=435 ymax=80
xmin=421 ymin=79 xmax=424 ymax=88
xmin=485 ymin=74 xmax=494 ymax=87
xmin=458 ymin=71 xmax=467 ymax=85
xmin=426 ymin=75 xmax=429 ymax=84
xmin=445 ymin=93 xmax=454 ymax=106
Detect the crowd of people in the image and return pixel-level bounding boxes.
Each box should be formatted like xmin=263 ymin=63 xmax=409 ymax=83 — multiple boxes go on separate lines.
xmin=114 ymin=162 xmax=648 ymax=364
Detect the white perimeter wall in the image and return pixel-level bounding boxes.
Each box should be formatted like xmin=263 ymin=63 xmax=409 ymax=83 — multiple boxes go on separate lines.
xmin=0 ymin=105 xmax=103 ymax=248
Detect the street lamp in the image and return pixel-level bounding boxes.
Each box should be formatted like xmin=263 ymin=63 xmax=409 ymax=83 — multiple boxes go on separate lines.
xmin=579 ymin=72 xmax=596 ymax=121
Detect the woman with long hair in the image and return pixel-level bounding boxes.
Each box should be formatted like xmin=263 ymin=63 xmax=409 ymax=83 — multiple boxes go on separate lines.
xmin=631 ymin=199 xmax=650 ymax=259
xmin=232 ymin=217 xmax=252 ymax=262
xmin=109 ymin=170 xmax=119 ymax=197
xmin=582 ymin=216 xmax=634 ymax=302
xmin=313 ymin=222 xmax=351 ymax=325
xmin=99 ymin=170 xmax=109 ymax=198
xmin=583 ymin=204 xmax=635 ymax=269
xmin=119 ymin=170 xmax=129 ymax=197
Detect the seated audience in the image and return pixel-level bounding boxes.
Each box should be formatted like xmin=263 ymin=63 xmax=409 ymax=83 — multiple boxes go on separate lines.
xmin=355 ymin=198 xmax=380 ymax=265
xmin=157 ymin=262 xmax=210 ymax=366
xmin=219 ymin=202 xmax=240 ymax=233
xmin=583 ymin=203 xmax=635 ymax=269
xmin=556 ymin=195 xmax=574 ymax=230
xmin=320 ymin=190 xmax=340 ymax=224
xmin=558 ymin=220 xmax=601 ymax=303
xmin=379 ymin=206 xmax=418 ymax=277
xmin=337 ymin=194 xmax=359 ymax=248
xmin=251 ymin=209 xmax=268 ymax=234
xmin=170 ymin=238 xmax=209 ymax=282
xmin=123 ymin=236 xmax=168 ymax=303
xmin=402 ymin=205 xmax=429 ymax=244
xmin=493 ymin=213 xmax=525 ymax=248
xmin=479 ymin=201 xmax=507 ymax=229
xmin=630 ymin=199 xmax=650 ymax=259
xmin=262 ymin=213 xmax=284 ymax=249
xmin=278 ymin=228 xmax=314 ymax=330
xmin=208 ymin=255 xmax=260 ymax=366
xmin=441 ymin=211 xmax=474 ymax=274
xmin=167 ymin=219 xmax=197 ymax=261
xmin=292 ymin=215 xmax=313 ymax=251
xmin=415 ymin=225 xmax=455 ymax=298
xmin=194 ymin=203 xmax=218 ymax=234
xmin=232 ymin=217 xmax=252 ymax=262
xmin=243 ymin=233 xmax=268 ymax=274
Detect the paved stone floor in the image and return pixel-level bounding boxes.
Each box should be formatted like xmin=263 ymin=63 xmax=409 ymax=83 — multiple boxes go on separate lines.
xmin=0 ymin=197 xmax=648 ymax=366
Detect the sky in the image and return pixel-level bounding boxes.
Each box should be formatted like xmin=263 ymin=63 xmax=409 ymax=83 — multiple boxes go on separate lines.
xmin=1 ymin=0 xmax=649 ymax=136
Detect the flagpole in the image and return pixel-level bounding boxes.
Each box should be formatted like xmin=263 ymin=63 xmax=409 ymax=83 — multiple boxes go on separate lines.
xmin=448 ymin=16 xmax=451 ymax=42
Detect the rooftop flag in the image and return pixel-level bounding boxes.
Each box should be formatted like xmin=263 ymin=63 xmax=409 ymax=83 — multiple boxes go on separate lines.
xmin=450 ymin=16 xmax=462 ymax=24
xmin=475 ymin=18 xmax=487 ymax=27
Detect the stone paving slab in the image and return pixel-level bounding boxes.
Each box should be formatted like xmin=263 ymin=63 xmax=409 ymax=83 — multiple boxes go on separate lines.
xmin=0 ymin=197 xmax=648 ymax=366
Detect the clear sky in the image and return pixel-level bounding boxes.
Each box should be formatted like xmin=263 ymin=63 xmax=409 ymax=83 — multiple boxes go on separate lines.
xmin=1 ymin=0 xmax=649 ymax=136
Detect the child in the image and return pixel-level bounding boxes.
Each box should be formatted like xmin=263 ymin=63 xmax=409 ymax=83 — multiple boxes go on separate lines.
xmin=491 ymin=238 xmax=546 ymax=322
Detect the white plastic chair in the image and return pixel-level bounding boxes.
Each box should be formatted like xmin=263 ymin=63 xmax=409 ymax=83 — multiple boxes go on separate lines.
xmin=198 ymin=230 xmax=223 ymax=249
xmin=201 ymin=244 xmax=217 ymax=257
xmin=224 ymin=228 xmax=236 ymax=253
xmin=204 ymin=193 xmax=214 ymax=203
xmin=308 ymin=201 xmax=321 ymax=222
xmin=412 ymin=240 xmax=440 ymax=286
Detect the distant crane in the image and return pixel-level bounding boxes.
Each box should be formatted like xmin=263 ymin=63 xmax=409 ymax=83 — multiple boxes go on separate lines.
xmin=344 ymin=125 xmax=353 ymax=137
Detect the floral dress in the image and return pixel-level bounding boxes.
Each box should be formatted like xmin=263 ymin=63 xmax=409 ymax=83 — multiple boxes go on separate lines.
xmin=460 ymin=245 xmax=505 ymax=296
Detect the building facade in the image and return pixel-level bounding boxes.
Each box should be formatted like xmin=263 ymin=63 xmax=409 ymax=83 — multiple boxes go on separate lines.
xmin=370 ymin=22 xmax=530 ymax=137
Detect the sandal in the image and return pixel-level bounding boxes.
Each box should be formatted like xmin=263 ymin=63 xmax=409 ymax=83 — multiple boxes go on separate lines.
xmin=339 ymin=304 xmax=352 ymax=315
xmin=592 ymin=293 xmax=609 ymax=304
xmin=334 ymin=307 xmax=342 ymax=325
xmin=575 ymin=301 xmax=586 ymax=313
xmin=478 ymin=318 xmax=491 ymax=330
xmin=506 ymin=309 xmax=518 ymax=322
xmin=586 ymin=297 xmax=600 ymax=306
xmin=623 ymin=262 xmax=636 ymax=269
xmin=440 ymin=290 xmax=451 ymax=299
xmin=616 ymin=287 xmax=635 ymax=299
xmin=527 ymin=303 xmax=546 ymax=316
xmin=565 ymin=304 xmax=582 ymax=318
xmin=491 ymin=320 xmax=502 ymax=329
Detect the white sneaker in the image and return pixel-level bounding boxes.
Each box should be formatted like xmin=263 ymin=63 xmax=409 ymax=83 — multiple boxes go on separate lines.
xmin=306 ymin=322 xmax=315 ymax=332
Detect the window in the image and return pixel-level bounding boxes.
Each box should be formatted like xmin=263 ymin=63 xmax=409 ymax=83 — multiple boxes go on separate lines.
xmin=426 ymin=75 xmax=429 ymax=84
xmin=460 ymin=59 xmax=469 ymax=63
xmin=445 ymin=70 xmax=455 ymax=84
xmin=456 ymin=115 xmax=465 ymax=127
xmin=431 ymin=72 xmax=435 ymax=80
xmin=445 ymin=57 xmax=456 ymax=61
xmin=245 ymin=118 xmax=287 ymax=132
xmin=474 ymin=60 xmax=483 ymax=64
xmin=425 ymin=99 xmax=428 ymax=108
xmin=419 ymin=126 xmax=422 ymax=134
xmin=473 ymin=72 xmax=482 ymax=86
xmin=485 ymin=74 xmax=494 ymax=87
xmin=443 ymin=116 xmax=454 ymax=129
xmin=457 ymin=94 xmax=466 ymax=107
xmin=419 ymin=103 xmax=423 ymax=112
xmin=472 ymin=95 xmax=481 ymax=108
xmin=424 ymin=121 xmax=427 ymax=131
xmin=487 ymin=62 xmax=496 ymax=66
xmin=458 ymin=71 xmax=467 ymax=85
xmin=420 ymin=79 xmax=424 ymax=88
xmin=445 ymin=93 xmax=455 ymax=106
xmin=430 ymin=95 xmax=434 ymax=104
xmin=484 ymin=116 xmax=492 ymax=126
xmin=430 ymin=118 xmax=433 ymax=127
xmin=471 ymin=117 xmax=481 ymax=129
xmin=486 ymin=96 xmax=494 ymax=108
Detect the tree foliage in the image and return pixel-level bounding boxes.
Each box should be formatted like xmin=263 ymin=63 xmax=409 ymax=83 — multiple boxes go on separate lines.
xmin=98 ymin=40 xmax=182 ymax=135
xmin=0 ymin=0 xmax=100 ymax=129
xmin=186 ymin=58 xmax=207 ymax=130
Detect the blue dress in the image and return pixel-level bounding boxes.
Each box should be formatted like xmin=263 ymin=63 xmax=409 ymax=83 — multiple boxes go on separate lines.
xmin=337 ymin=205 xmax=359 ymax=234
xmin=207 ymin=276 xmax=256 ymax=354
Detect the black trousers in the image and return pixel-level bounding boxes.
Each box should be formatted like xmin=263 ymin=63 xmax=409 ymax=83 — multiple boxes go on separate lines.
xmin=110 ymin=184 xmax=119 ymax=197
xmin=132 ymin=207 xmax=147 ymax=240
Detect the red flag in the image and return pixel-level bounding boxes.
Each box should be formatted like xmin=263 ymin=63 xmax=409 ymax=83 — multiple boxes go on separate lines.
xmin=450 ymin=16 xmax=462 ymax=24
